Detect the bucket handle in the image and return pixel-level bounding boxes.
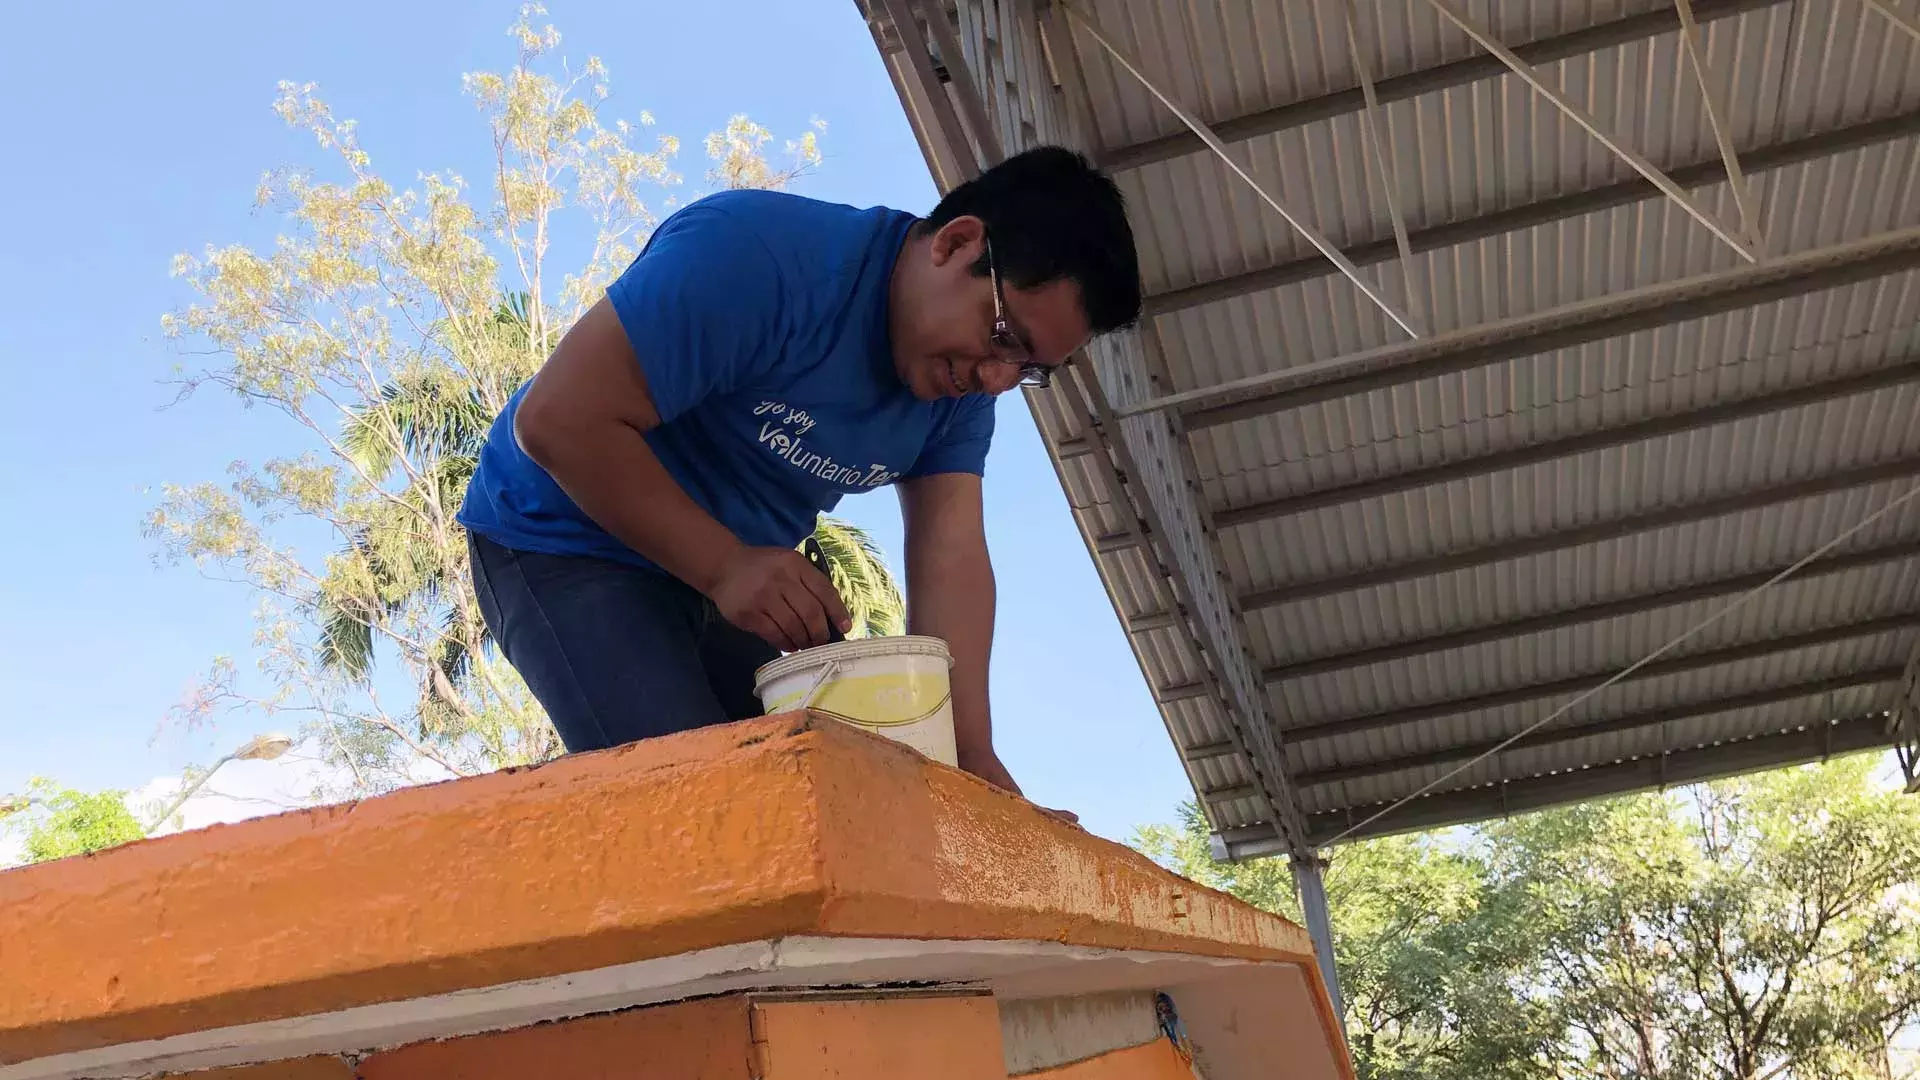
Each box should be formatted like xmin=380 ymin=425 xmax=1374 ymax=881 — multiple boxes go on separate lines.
xmin=797 ymin=658 xmax=841 ymax=712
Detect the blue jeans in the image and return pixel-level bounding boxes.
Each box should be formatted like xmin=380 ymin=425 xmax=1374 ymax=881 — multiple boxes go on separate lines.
xmin=467 ymin=532 xmax=780 ymax=753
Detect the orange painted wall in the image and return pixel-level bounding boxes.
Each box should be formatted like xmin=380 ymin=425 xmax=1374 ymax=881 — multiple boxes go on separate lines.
xmin=357 ymin=996 xmax=753 ymax=1079
xmin=4 ymin=715 xmax=1324 ymax=1066
xmin=1018 ymin=1039 xmax=1196 ymax=1080
xmin=171 ymin=993 xmax=1010 ymax=1080
xmin=752 ymin=995 xmax=1005 ymax=1079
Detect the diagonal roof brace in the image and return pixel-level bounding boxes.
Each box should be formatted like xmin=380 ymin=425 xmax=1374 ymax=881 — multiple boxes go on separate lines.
xmin=1674 ymin=0 xmax=1767 ymax=255
xmin=1416 ymin=0 xmax=1755 ymax=261
xmin=1339 ymin=0 xmax=1422 ymax=322
xmin=1057 ymin=0 xmax=1424 ymax=339
xmin=1119 ymin=224 xmax=1920 ymax=427
xmin=1285 ymin=612 xmax=1920 ymax=744
xmin=1862 ymin=0 xmax=1920 ymax=43
xmin=1292 ymin=667 xmax=1903 ymax=788
xmin=1289 ymin=715 xmax=1897 ymax=848
xmin=1141 ymin=108 xmax=1920 ymax=319
xmin=1101 ymin=0 xmax=1791 ymax=172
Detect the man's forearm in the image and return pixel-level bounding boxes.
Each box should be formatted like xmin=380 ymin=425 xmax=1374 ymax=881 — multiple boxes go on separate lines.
xmin=906 ymin=546 xmax=996 ymax=766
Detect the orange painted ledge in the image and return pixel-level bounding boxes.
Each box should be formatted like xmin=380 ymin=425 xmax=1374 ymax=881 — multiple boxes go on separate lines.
xmin=0 ymin=713 xmax=1318 ymax=1067
xmin=1025 ymin=1038 xmax=1198 ymax=1080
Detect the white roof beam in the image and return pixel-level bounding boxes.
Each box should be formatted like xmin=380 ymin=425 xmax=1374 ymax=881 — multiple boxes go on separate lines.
xmin=1114 ymin=224 xmax=1920 ymax=424
xmin=1286 ymin=714 xmax=1896 ymax=850
xmin=1101 ymin=0 xmax=1792 ymax=172
xmin=1311 ymin=476 xmax=1920 ymax=846
xmin=1417 ymin=0 xmax=1758 ymax=263
xmin=1675 ymin=0 xmax=1768 ymax=256
xmin=1861 ymin=0 xmax=1920 ymax=43
xmin=1135 ymin=109 xmax=1920 ymax=319
xmin=1057 ymin=0 xmax=1425 ymax=340
xmin=1340 ymin=0 xmax=1423 ymax=326
xmin=1297 ymin=668 xmax=1904 ymax=789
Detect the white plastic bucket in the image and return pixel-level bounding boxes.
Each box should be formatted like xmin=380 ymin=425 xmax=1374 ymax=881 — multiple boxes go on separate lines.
xmin=753 ymin=636 xmax=956 ymax=766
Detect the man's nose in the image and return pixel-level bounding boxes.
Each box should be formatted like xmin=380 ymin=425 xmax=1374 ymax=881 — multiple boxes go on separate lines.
xmin=978 ymin=358 xmax=1024 ymax=395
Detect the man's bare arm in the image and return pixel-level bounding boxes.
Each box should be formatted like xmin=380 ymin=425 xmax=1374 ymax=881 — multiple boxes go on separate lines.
xmin=514 ymin=298 xmax=847 ymax=650
xmin=898 ymin=472 xmax=1009 ymax=788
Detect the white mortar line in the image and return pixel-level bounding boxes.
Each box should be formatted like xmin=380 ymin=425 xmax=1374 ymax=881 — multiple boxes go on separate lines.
xmin=3 ymin=937 xmax=1283 ymax=1080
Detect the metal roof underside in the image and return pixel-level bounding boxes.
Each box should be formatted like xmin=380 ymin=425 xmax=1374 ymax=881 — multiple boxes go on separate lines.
xmin=860 ymin=0 xmax=1920 ymax=858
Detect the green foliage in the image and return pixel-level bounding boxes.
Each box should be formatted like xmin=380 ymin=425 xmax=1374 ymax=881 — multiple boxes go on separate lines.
xmin=1135 ymin=756 xmax=1920 ymax=1080
xmin=1135 ymin=802 xmax=1300 ymax=916
xmin=4 ymin=780 xmax=148 ymax=864
xmin=809 ymin=514 xmax=906 ymax=638
xmin=1136 ymin=804 xmax=1545 ymax=1080
xmin=149 ymin=6 xmax=845 ymax=796
xmin=1484 ymin=755 xmax=1920 ymax=1080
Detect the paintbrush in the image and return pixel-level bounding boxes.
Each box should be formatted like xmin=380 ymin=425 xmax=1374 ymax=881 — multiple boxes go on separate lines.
xmin=800 ymin=535 xmax=846 ymax=644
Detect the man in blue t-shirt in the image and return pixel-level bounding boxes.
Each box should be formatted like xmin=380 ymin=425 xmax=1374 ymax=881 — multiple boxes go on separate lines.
xmin=458 ymin=146 xmax=1140 ymax=806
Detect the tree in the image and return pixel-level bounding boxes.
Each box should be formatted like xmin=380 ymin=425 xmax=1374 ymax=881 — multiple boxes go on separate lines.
xmin=1484 ymin=757 xmax=1920 ymax=1080
xmin=325 ymin=293 xmax=901 ymax=661
xmin=148 ymin=6 xmax=893 ymax=798
xmin=1135 ymin=755 xmax=1920 ymax=1080
xmin=811 ymin=515 xmax=905 ymax=639
xmin=1 ymin=780 xmax=148 ymax=864
xmin=1133 ymin=805 xmax=1551 ymax=1080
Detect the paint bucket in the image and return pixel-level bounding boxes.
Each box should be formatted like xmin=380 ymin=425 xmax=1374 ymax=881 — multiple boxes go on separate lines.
xmin=753 ymin=636 xmax=957 ymax=766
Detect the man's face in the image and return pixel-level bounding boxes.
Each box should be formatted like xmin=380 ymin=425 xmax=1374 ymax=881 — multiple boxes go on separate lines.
xmin=894 ymin=215 xmax=1094 ymax=401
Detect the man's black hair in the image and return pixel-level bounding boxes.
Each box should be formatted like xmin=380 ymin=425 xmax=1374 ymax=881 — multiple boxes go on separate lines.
xmin=921 ymin=145 xmax=1142 ymax=334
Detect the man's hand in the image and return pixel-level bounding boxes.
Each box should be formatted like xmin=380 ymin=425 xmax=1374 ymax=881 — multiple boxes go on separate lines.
xmin=708 ymin=545 xmax=852 ymax=652
xmin=958 ymin=746 xmax=1080 ymax=826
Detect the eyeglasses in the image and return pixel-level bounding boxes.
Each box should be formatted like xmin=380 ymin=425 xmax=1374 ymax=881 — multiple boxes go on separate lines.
xmin=985 ymin=237 xmax=1064 ymax=389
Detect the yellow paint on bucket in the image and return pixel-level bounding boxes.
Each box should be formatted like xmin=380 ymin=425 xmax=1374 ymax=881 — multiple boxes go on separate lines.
xmin=754 ymin=636 xmax=957 ymax=766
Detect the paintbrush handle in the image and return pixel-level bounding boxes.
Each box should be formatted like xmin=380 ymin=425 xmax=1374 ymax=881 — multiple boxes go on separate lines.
xmin=800 ymin=536 xmax=846 ymax=644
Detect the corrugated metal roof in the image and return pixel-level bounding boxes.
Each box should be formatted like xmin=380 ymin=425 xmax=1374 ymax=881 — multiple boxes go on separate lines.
xmin=861 ymin=0 xmax=1920 ymax=856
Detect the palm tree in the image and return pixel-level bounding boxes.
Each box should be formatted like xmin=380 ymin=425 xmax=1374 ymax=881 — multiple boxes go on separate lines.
xmin=319 ymin=293 xmax=905 ymax=731
xmin=810 ymin=515 xmax=905 ymax=638
xmin=321 ymin=296 xmax=531 ymax=701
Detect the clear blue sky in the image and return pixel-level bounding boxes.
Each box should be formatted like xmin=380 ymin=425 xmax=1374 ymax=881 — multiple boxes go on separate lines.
xmin=0 ymin=0 xmax=1194 ymax=843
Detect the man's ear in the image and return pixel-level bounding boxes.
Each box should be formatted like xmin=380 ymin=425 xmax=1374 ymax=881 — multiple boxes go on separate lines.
xmin=929 ymin=214 xmax=986 ymax=268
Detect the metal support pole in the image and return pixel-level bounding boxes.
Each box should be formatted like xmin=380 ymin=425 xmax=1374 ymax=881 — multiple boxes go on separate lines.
xmin=1896 ymin=635 xmax=1920 ymax=793
xmin=1292 ymin=853 xmax=1346 ymax=1025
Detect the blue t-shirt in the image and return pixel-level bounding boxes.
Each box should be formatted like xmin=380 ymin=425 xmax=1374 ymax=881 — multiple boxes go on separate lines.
xmin=457 ymin=189 xmax=997 ymax=570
